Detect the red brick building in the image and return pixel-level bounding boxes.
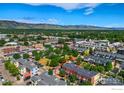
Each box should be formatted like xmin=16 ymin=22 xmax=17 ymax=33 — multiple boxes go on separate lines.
xmin=1 ymin=46 xmax=20 ymax=54
xmin=62 ymin=63 xmax=100 ymax=85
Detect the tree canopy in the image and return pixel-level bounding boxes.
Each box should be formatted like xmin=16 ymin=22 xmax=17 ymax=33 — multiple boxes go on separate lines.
xmin=23 ymin=53 xmax=29 ymax=59
xmin=4 ymin=61 xmax=19 ymax=76
xmin=13 ymin=53 xmax=21 ymax=59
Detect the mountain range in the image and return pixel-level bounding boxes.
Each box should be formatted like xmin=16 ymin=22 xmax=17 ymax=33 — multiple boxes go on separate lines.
xmin=0 ymin=20 xmax=123 ymax=30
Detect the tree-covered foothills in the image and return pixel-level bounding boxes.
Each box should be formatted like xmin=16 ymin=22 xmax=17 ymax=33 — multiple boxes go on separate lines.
xmin=0 ymin=29 xmax=124 ymax=42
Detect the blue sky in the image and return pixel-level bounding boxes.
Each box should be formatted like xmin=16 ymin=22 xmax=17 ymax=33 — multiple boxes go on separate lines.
xmin=0 ymin=3 xmax=124 ymax=27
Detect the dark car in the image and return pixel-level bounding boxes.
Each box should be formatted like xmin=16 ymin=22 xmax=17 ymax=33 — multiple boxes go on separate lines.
xmin=26 ymin=81 xmax=32 ymax=85
xmin=0 ymin=75 xmax=5 ymax=82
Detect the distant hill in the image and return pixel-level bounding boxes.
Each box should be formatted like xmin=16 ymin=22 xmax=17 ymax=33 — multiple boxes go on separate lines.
xmin=0 ymin=20 xmax=123 ymax=30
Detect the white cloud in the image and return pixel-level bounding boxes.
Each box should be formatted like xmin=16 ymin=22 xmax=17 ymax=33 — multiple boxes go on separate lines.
xmin=27 ymin=3 xmax=100 ymax=15
xmin=28 ymin=3 xmax=83 ymax=10
xmin=28 ymin=3 xmax=100 ymax=13
xmin=83 ymin=3 xmax=100 ymax=15
xmin=84 ymin=8 xmax=93 ymax=15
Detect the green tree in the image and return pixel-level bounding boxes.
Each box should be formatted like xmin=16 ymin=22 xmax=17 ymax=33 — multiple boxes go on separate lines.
xmin=97 ymin=66 xmax=105 ymax=73
xmin=4 ymin=61 xmax=19 ymax=76
xmin=23 ymin=53 xmax=29 ymax=59
xmin=76 ymin=56 xmax=82 ymax=65
xmin=63 ymin=44 xmax=70 ymax=52
xmin=59 ymin=69 xmax=66 ymax=77
xmin=79 ymin=81 xmax=92 ymax=85
xmin=118 ymin=70 xmax=124 ymax=78
xmin=89 ymin=47 xmax=94 ymax=54
xmin=13 ymin=53 xmax=21 ymax=59
xmin=32 ymin=50 xmax=38 ymax=56
xmin=24 ymin=41 xmax=29 ymax=46
xmin=2 ymin=81 xmax=12 ymax=85
xmin=34 ymin=54 xmax=41 ymax=61
xmin=59 ymin=57 xmax=66 ymax=63
xmin=17 ymin=76 xmax=20 ymax=80
xmin=48 ymin=69 xmax=53 ymax=75
xmin=54 ymin=48 xmax=61 ymax=54
xmin=49 ymin=58 xmax=59 ymax=67
xmin=58 ymin=39 xmax=65 ymax=44
xmin=90 ymin=65 xmax=98 ymax=72
xmin=105 ymin=62 xmax=113 ymax=71
xmin=4 ymin=61 xmax=11 ymax=70
xmin=0 ymin=39 xmax=6 ymax=46
xmin=68 ymin=74 xmax=77 ymax=83
xmin=83 ymin=63 xmax=91 ymax=70
xmin=49 ymin=55 xmax=61 ymax=67
xmin=71 ymin=50 xmax=79 ymax=57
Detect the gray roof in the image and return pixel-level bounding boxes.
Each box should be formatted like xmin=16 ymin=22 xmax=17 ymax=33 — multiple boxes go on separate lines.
xmin=100 ymin=77 xmax=123 ymax=85
xmin=84 ymin=55 xmax=112 ymax=66
xmin=63 ymin=63 xmax=98 ymax=78
xmin=17 ymin=58 xmax=37 ymax=70
xmin=95 ymin=51 xmax=124 ymax=61
xmin=118 ymin=48 xmax=124 ymax=50
xmin=120 ymin=63 xmax=124 ymax=69
xmin=76 ymin=47 xmax=87 ymax=52
xmin=31 ymin=72 xmax=66 ymax=85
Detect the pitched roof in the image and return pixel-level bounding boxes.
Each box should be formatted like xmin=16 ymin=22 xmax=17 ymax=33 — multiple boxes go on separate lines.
xmin=31 ymin=72 xmax=66 ymax=85
xmin=95 ymin=51 xmax=124 ymax=60
xmin=63 ymin=63 xmax=98 ymax=78
xmin=84 ymin=55 xmax=112 ymax=65
xmin=17 ymin=58 xmax=37 ymax=70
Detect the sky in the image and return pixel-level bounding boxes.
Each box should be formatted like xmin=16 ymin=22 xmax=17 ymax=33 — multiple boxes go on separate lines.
xmin=0 ymin=3 xmax=124 ymax=27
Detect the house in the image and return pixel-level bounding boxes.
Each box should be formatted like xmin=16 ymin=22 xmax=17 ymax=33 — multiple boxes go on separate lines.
xmin=100 ymin=77 xmax=123 ymax=85
xmin=76 ymin=47 xmax=88 ymax=53
xmin=16 ymin=58 xmax=39 ymax=79
xmin=83 ymin=55 xmax=115 ymax=67
xmin=32 ymin=43 xmax=44 ymax=50
xmin=74 ymin=39 xmax=109 ymax=52
xmin=95 ymin=51 xmax=124 ymax=63
xmin=62 ymin=63 xmax=100 ymax=85
xmin=4 ymin=42 xmax=18 ymax=46
xmin=0 ymin=34 xmax=6 ymax=40
xmin=31 ymin=72 xmax=66 ymax=85
xmin=119 ymin=63 xmax=124 ymax=70
xmin=1 ymin=46 xmax=20 ymax=55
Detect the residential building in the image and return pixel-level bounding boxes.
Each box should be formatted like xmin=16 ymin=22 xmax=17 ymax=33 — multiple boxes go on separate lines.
xmin=95 ymin=51 xmax=124 ymax=63
xmin=16 ymin=58 xmax=39 ymax=79
xmin=75 ymin=39 xmax=109 ymax=52
xmin=62 ymin=63 xmax=100 ymax=85
xmin=32 ymin=43 xmax=44 ymax=50
xmin=0 ymin=34 xmax=6 ymax=40
xmin=99 ymin=77 xmax=123 ymax=85
xmin=0 ymin=46 xmax=20 ymax=55
xmin=117 ymin=48 xmax=124 ymax=55
xmin=31 ymin=72 xmax=66 ymax=85
xmin=84 ymin=53 xmax=115 ymax=67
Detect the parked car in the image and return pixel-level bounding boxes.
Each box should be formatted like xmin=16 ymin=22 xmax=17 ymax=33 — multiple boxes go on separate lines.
xmin=0 ymin=75 xmax=5 ymax=82
xmin=26 ymin=81 xmax=32 ymax=85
